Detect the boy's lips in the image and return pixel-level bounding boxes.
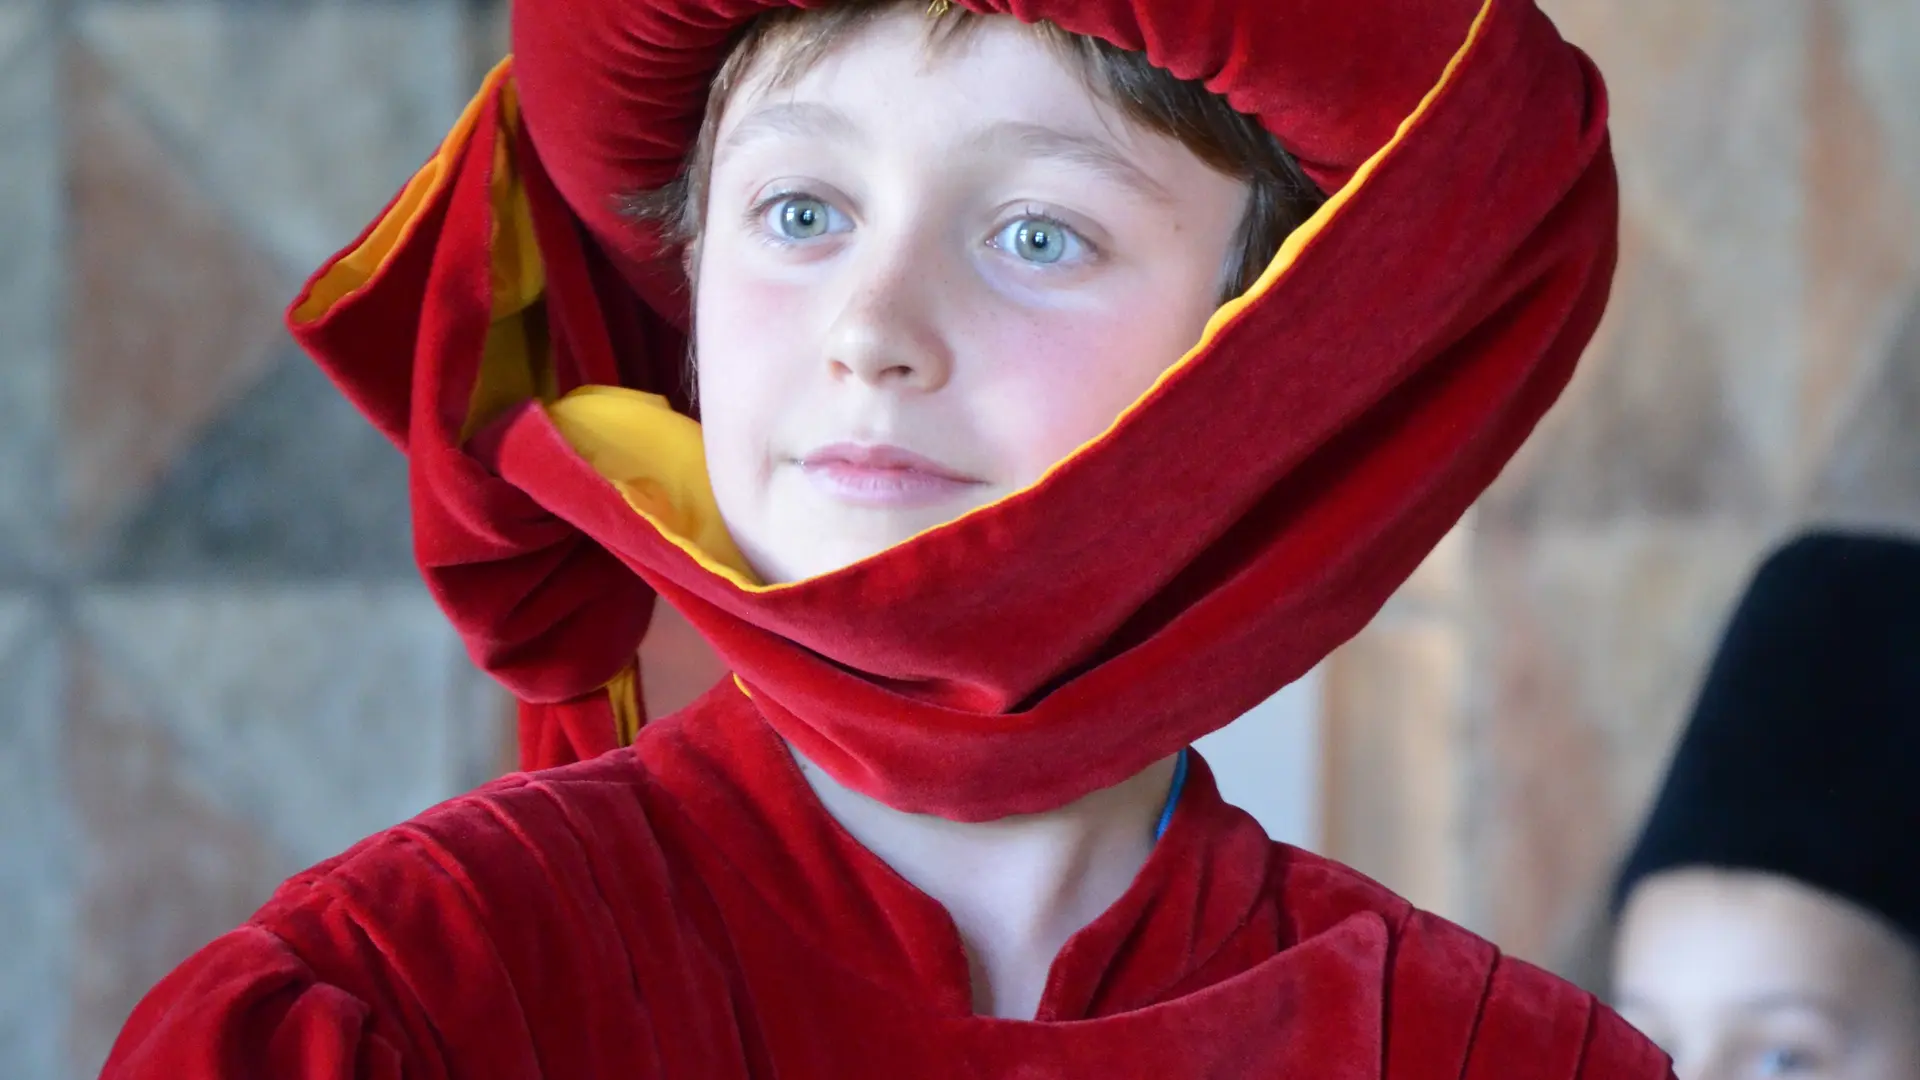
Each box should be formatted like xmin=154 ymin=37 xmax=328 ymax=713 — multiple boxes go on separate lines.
xmin=796 ymin=443 xmax=986 ymax=508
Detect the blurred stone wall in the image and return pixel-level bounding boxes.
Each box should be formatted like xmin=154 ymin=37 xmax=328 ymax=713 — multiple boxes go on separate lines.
xmin=1322 ymin=0 xmax=1920 ymax=989
xmin=0 ymin=2 xmax=511 ymax=1077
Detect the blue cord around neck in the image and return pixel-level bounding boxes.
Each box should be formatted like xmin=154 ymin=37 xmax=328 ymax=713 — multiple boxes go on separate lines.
xmin=1153 ymin=748 xmax=1191 ymax=843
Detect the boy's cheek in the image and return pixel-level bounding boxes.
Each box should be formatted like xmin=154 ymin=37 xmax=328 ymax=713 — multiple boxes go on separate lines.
xmin=696 ymin=277 xmax=820 ymax=404
xmin=974 ymin=321 xmax=1174 ymax=473
xmin=699 ymin=268 xmax=814 ymax=351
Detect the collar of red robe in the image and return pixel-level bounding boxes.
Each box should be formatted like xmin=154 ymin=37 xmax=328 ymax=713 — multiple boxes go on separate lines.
xmin=288 ymin=0 xmax=1617 ymax=821
xmin=639 ymin=691 xmax=1358 ymax=1029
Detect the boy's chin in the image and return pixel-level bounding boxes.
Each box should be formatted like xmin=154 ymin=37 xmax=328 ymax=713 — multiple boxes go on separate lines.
xmin=749 ymin=514 xmax=967 ymax=584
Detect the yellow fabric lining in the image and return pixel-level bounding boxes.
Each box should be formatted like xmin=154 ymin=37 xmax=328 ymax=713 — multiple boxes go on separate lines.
xmin=291 ymin=58 xmax=519 ymax=326
xmin=288 ymin=55 xmax=557 ymax=444
xmin=463 ymin=85 xmax=557 ymax=440
xmin=543 ymin=0 xmax=1496 ymax=593
xmin=608 ymin=663 xmax=643 ymax=745
xmin=546 ymin=387 xmax=759 ymax=585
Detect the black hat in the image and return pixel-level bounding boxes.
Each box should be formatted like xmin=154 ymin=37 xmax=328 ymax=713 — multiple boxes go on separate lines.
xmin=1614 ymin=530 xmax=1920 ymax=943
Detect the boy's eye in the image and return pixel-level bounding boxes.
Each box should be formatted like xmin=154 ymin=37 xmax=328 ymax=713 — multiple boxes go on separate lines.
xmin=761 ymin=194 xmax=846 ymax=241
xmin=778 ymin=197 xmax=829 ymax=239
xmin=991 ymin=216 xmax=1087 ymax=267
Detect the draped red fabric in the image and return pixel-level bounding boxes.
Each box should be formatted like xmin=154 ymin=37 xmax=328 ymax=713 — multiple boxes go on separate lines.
xmin=296 ymin=0 xmax=1617 ymax=816
xmin=96 ymin=8 xmax=1670 ymax=1073
xmin=103 ymin=693 xmax=1672 ymax=1078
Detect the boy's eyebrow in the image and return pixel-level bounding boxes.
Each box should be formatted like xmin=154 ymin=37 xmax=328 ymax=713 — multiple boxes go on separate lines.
xmin=970 ymin=121 xmax=1175 ymax=205
xmin=720 ymin=107 xmax=1174 ymax=206
xmin=721 ymin=102 xmax=861 ymax=153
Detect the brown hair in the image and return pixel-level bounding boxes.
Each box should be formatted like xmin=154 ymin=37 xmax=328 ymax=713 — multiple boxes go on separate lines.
xmin=624 ymin=1 xmax=1325 ymax=301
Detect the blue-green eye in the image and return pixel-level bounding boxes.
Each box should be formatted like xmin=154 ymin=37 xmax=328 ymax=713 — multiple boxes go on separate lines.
xmin=771 ymin=196 xmax=836 ymax=240
xmin=993 ymin=216 xmax=1086 ymax=266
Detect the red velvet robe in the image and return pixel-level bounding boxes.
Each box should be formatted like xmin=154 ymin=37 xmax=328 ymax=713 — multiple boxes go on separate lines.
xmin=102 ymin=0 xmax=1673 ymax=1073
xmin=105 ymin=687 xmax=1668 ymax=1078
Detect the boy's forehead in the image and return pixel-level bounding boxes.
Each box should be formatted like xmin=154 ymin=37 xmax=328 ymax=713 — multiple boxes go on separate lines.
xmin=744 ymin=7 xmax=1006 ymax=88
xmin=726 ymin=8 xmax=1088 ymax=121
xmin=721 ymin=15 xmax=1125 ymax=148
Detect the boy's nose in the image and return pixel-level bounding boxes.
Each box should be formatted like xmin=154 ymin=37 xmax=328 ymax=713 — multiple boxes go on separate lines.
xmin=821 ymin=262 xmax=954 ymax=393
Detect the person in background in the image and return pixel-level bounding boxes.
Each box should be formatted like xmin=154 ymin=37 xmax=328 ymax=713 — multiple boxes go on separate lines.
xmin=1612 ymin=530 xmax=1920 ymax=1080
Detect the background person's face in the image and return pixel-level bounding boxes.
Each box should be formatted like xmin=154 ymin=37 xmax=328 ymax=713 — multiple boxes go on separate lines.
xmin=1613 ymin=869 xmax=1920 ymax=1080
xmin=692 ymin=10 xmax=1250 ymax=585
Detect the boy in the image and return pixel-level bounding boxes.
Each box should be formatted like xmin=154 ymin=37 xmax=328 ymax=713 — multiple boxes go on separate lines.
xmin=1612 ymin=532 xmax=1920 ymax=1079
xmin=104 ymin=0 xmax=1667 ymax=1076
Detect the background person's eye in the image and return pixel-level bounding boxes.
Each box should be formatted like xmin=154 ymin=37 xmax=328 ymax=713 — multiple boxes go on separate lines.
xmin=990 ymin=216 xmax=1086 ymax=266
xmin=1751 ymin=1044 xmax=1823 ymax=1077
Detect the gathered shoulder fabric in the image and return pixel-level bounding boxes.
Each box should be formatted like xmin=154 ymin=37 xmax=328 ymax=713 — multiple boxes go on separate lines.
xmin=102 ymin=690 xmax=1671 ymax=1080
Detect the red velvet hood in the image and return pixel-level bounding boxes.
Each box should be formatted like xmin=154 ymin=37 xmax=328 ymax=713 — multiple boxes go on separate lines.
xmin=288 ymin=0 xmax=1616 ymax=820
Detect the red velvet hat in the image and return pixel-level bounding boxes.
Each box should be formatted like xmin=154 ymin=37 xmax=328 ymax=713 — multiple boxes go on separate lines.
xmin=288 ymin=0 xmax=1617 ymax=820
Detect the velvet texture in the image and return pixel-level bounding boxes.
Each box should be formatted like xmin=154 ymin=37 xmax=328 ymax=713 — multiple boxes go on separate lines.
xmin=97 ymin=0 xmax=1672 ymax=1074
xmin=291 ymin=0 xmax=1620 ymax=817
xmin=1615 ymin=531 xmax=1920 ymax=943
xmin=104 ymin=690 xmax=1672 ymax=1077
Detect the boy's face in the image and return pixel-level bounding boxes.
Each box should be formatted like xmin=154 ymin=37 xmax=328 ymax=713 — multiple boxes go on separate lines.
xmin=693 ymin=10 xmax=1252 ymax=583
xmin=1613 ymin=869 xmax=1920 ymax=1080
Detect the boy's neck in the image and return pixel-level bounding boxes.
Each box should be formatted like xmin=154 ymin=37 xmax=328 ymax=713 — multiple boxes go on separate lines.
xmin=788 ymin=744 xmax=1181 ymax=1020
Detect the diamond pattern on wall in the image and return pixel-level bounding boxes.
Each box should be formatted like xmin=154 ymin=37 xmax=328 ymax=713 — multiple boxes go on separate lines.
xmin=105 ymin=346 xmax=413 ymax=581
xmin=64 ymin=635 xmax=280 ymax=1080
xmin=1472 ymin=524 xmax=1765 ymax=967
xmin=64 ymin=39 xmax=287 ymax=557
xmin=1797 ymin=0 xmax=1919 ymax=482
xmin=64 ymin=580 xmax=508 ymax=1077
xmin=1537 ymin=0 xmax=1809 ymax=495
xmin=76 ymin=2 xmax=469 ymax=273
xmin=0 ymin=7 xmax=35 ymax=54
xmin=1811 ymin=292 xmax=1920 ymax=532
xmin=2 ymin=6 xmax=506 ymax=1079
xmin=76 ymin=585 xmax=484 ymax=869
xmin=1834 ymin=0 xmax=1920 ymax=197
xmin=0 ymin=12 xmax=62 ymax=575
xmin=0 ymin=595 xmax=70 ymax=1080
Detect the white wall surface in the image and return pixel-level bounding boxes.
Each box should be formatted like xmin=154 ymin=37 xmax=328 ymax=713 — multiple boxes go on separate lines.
xmin=1193 ymin=669 xmax=1322 ymax=849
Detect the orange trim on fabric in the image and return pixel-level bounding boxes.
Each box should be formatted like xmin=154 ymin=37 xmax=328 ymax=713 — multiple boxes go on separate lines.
xmin=1192 ymin=0 xmax=1495 ymax=346
xmin=544 ymin=0 xmax=1499 ymax=594
xmin=996 ymin=0 xmax=1500 ymax=499
xmin=291 ymin=58 xmax=518 ymax=325
xmin=291 ymin=53 xmax=554 ymax=443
